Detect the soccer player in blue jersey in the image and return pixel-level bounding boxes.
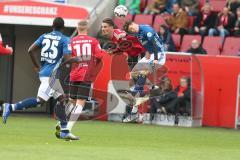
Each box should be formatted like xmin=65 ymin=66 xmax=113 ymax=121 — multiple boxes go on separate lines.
xmin=2 ymin=17 xmax=79 ymax=140
xmin=122 ymin=21 xmax=166 ymax=122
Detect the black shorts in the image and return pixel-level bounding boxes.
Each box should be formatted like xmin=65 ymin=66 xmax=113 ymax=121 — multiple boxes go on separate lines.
xmin=69 ymin=81 xmax=92 ymax=100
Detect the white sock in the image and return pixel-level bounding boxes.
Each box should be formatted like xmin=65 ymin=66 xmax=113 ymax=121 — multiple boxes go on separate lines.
xmin=131 ymin=106 xmax=138 ymax=114
xmin=65 ymin=102 xmax=75 ymax=117
xmin=12 ymin=104 xmax=16 ymax=111
xmin=67 ymin=104 xmax=83 ymax=131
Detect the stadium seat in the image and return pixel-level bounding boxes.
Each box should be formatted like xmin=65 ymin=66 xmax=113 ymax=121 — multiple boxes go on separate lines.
xmin=134 ymin=14 xmax=153 ymax=26
xmin=172 ymin=34 xmax=181 ymax=51
xmin=199 ymin=0 xmax=205 ymax=9
xmin=146 ymin=0 xmax=154 ymax=6
xmin=202 ymin=36 xmax=222 ymax=55
xmin=180 ymin=35 xmax=202 ymax=52
xmin=221 ymin=37 xmax=240 ymax=56
xmin=153 ymin=15 xmax=167 ymax=31
xmin=114 ymin=14 xmax=133 ymax=29
xmin=209 ymin=0 xmax=226 ymax=13
xmin=188 ymin=16 xmax=196 ymax=29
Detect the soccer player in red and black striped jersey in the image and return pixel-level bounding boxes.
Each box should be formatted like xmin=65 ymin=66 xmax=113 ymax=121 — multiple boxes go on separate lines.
xmin=60 ymin=20 xmax=104 ymax=137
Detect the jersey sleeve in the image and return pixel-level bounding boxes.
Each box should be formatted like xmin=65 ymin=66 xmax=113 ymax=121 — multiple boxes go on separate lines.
xmin=63 ymin=37 xmax=72 ymax=55
xmin=34 ymin=34 xmax=45 ymax=47
xmin=113 ymin=29 xmax=127 ymax=40
xmin=145 ymin=28 xmax=155 ymax=42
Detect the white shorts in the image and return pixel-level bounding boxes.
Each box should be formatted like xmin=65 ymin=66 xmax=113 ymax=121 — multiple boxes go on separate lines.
xmin=134 ymin=52 xmax=166 ymax=72
xmin=37 ymin=77 xmax=64 ymax=101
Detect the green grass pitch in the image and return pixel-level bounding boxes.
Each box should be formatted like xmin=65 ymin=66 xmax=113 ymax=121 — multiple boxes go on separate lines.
xmin=0 ymin=114 xmax=240 ymax=160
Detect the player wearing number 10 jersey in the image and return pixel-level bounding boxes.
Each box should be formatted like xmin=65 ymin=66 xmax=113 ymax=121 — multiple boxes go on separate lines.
xmin=59 ymin=20 xmax=104 ymax=137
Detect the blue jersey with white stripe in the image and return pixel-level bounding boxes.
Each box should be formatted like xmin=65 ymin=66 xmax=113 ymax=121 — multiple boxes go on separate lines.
xmin=34 ymin=30 xmax=71 ymax=77
xmin=136 ymin=25 xmax=165 ymax=55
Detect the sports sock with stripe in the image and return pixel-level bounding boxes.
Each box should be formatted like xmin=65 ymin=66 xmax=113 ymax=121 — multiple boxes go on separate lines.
xmin=13 ymin=98 xmax=40 ymax=111
xmin=67 ymin=104 xmax=83 ymax=131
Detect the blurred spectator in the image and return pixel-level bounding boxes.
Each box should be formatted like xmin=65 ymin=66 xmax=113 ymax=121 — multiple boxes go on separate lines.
xmin=143 ymin=0 xmax=167 ymax=15
xmin=0 ymin=33 xmax=13 ymax=55
xmin=186 ymin=39 xmax=207 ymax=54
xmin=180 ymin=0 xmax=200 ymax=16
xmin=226 ymin=0 xmax=240 ymax=16
xmin=233 ymin=7 xmax=240 ymax=36
xmin=168 ymin=76 xmax=191 ymax=115
xmin=149 ymin=76 xmax=177 ymax=120
xmin=119 ymin=0 xmax=141 ymax=14
xmin=157 ymin=25 xmax=176 ymax=51
xmin=208 ymin=7 xmax=235 ymax=41
xmin=166 ymin=0 xmax=179 ymax=13
xmin=165 ymin=3 xmax=189 ymax=35
xmin=191 ymin=3 xmax=217 ymax=36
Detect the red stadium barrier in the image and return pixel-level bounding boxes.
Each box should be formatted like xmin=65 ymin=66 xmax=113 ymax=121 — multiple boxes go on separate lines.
xmin=198 ymin=55 xmax=240 ymax=128
xmin=93 ymin=53 xmax=240 ymax=128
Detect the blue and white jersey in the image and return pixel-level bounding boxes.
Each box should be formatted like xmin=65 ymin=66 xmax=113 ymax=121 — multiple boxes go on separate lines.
xmin=34 ymin=30 xmax=71 ymax=77
xmin=136 ymin=25 xmax=165 ymax=55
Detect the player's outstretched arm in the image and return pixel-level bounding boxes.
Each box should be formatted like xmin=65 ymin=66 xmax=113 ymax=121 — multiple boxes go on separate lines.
xmin=28 ymin=43 xmax=41 ymax=72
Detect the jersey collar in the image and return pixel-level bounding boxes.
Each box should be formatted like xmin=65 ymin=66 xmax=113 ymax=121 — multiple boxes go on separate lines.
xmin=52 ymin=30 xmax=63 ymax=35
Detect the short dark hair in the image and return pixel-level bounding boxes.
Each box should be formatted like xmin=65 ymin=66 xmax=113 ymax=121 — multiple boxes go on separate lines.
xmin=52 ymin=17 xmax=65 ymax=31
xmin=123 ymin=20 xmax=133 ymax=32
xmin=102 ymin=18 xmax=115 ymax=27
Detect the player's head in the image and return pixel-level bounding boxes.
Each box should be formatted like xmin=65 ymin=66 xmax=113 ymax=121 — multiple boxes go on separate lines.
xmin=77 ymin=20 xmax=88 ymax=35
xmin=101 ymin=18 xmax=115 ymax=37
xmin=52 ymin=17 xmax=65 ymax=31
xmin=123 ymin=20 xmax=139 ymax=34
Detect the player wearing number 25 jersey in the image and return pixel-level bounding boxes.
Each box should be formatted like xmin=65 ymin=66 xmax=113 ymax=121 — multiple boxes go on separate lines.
xmin=2 ymin=17 xmax=79 ymax=140
xmin=1 ymin=18 xmax=80 ymax=140
xmin=35 ymin=29 xmax=70 ymax=78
